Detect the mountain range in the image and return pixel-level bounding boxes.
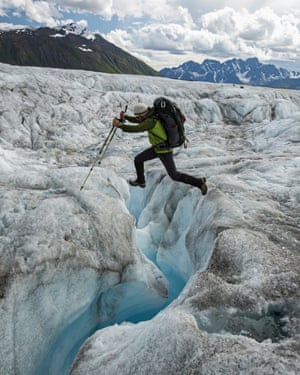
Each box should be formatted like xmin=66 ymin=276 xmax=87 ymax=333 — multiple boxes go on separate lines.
xmin=0 ymin=23 xmax=158 ymax=76
xmin=160 ymin=58 xmax=300 ymax=89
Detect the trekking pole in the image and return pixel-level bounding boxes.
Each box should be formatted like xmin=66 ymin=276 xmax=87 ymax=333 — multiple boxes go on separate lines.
xmin=80 ymin=105 xmax=127 ymax=191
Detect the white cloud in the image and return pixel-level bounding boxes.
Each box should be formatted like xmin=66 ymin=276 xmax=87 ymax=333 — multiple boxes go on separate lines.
xmin=1 ymin=1 xmax=300 ymax=70
xmin=134 ymin=23 xmax=187 ymax=51
xmin=26 ymin=1 xmax=60 ymax=26
xmin=0 ymin=22 xmax=27 ymax=30
xmin=126 ymin=6 xmax=300 ymax=68
xmin=105 ymin=28 xmax=135 ymax=51
xmin=0 ymin=0 xmax=61 ymax=26
xmin=200 ymin=7 xmax=243 ymax=34
xmin=56 ymin=0 xmax=114 ymax=19
xmin=111 ymin=1 xmax=194 ymax=24
xmin=171 ymin=0 xmax=300 ymax=14
xmin=0 ymin=0 xmax=196 ymax=24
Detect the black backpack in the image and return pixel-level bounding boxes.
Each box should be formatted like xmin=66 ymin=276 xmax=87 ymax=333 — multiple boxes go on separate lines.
xmin=153 ymin=97 xmax=187 ymax=148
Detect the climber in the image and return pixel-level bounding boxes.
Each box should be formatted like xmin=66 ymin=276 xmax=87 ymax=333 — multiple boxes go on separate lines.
xmin=112 ymin=102 xmax=207 ymax=195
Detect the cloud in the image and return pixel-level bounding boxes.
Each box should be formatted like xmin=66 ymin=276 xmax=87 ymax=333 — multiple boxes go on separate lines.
xmin=105 ymin=28 xmax=135 ymax=51
xmin=101 ymin=5 xmax=300 ymax=71
xmin=0 ymin=0 xmax=61 ymax=26
xmin=133 ymin=23 xmax=187 ymax=51
xmin=26 ymin=1 xmax=60 ymax=26
xmin=1 ymin=1 xmax=300 ymax=70
xmin=0 ymin=22 xmax=28 ymax=30
xmin=0 ymin=0 xmax=195 ymax=25
xmin=171 ymin=0 xmax=300 ymax=14
xmin=56 ymin=0 xmax=114 ymax=19
xmin=124 ymin=6 xmax=300 ymax=66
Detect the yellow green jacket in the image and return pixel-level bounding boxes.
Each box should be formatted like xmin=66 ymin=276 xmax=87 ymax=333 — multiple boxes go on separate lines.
xmin=121 ymin=109 xmax=173 ymax=154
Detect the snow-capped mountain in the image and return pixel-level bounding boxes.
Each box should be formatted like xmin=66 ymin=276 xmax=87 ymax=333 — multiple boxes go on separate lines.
xmin=57 ymin=22 xmax=95 ymax=39
xmin=0 ymin=23 xmax=158 ymax=75
xmin=160 ymin=57 xmax=300 ymax=89
xmin=0 ymin=62 xmax=300 ymax=375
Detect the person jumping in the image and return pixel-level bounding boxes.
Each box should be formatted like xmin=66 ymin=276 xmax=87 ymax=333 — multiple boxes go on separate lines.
xmin=112 ymin=102 xmax=207 ymax=195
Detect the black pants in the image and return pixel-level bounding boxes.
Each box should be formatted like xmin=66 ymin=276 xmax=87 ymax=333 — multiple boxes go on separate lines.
xmin=134 ymin=147 xmax=201 ymax=187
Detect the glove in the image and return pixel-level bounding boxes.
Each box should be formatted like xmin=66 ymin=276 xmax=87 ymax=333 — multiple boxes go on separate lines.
xmin=112 ymin=117 xmax=121 ymax=127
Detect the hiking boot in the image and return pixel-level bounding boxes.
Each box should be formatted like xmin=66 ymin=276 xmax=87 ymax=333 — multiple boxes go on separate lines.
xmin=129 ymin=179 xmax=146 ymax=188
xmin=198 ymin=177 xmax=207 ymax=195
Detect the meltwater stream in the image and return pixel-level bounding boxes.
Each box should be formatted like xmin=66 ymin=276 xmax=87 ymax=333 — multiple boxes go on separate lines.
xmin=36 ymin=183 xmax=192 ymax=375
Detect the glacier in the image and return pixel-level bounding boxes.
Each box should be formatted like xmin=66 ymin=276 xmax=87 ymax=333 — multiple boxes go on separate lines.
xmin=0 ymin=63 xmax=299 ymax=375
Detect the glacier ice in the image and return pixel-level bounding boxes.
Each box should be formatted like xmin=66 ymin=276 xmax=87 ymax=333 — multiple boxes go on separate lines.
xmin=0 ymin=63 xmax=299 ymax=375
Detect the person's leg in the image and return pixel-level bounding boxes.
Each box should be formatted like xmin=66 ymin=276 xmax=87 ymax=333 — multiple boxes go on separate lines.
xmin=159 ymin=152 xmax=207 ymax=194
xmin=133 ymin=147 xmax=158 ymax=184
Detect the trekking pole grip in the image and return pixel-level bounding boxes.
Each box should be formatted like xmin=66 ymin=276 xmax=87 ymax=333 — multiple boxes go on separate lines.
xmin=119 ymin=104 xmax=128 ymax=123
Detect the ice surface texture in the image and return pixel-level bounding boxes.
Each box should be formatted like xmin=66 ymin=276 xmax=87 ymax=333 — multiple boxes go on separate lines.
xmin=0 ymin=63 xmax=299 ymax=375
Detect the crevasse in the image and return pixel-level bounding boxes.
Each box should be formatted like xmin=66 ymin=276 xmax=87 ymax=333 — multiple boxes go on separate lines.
xmin=37 ymin=174 xmax=211 ymax=375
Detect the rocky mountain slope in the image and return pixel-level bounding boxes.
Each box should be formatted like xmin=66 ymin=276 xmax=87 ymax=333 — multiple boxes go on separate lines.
xmin=0 ymin=24 xmax=158 ymax=75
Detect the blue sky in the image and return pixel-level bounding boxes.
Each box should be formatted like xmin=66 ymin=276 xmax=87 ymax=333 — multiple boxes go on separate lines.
xmin=1 ymin=1 xmax=300 ymax=71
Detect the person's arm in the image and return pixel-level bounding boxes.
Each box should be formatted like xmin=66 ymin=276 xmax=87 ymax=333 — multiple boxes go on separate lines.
xmin=124 ymin=114 xmax=140 ymax=123
xmin=113 ymin=117 xmax=155 ymax=132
